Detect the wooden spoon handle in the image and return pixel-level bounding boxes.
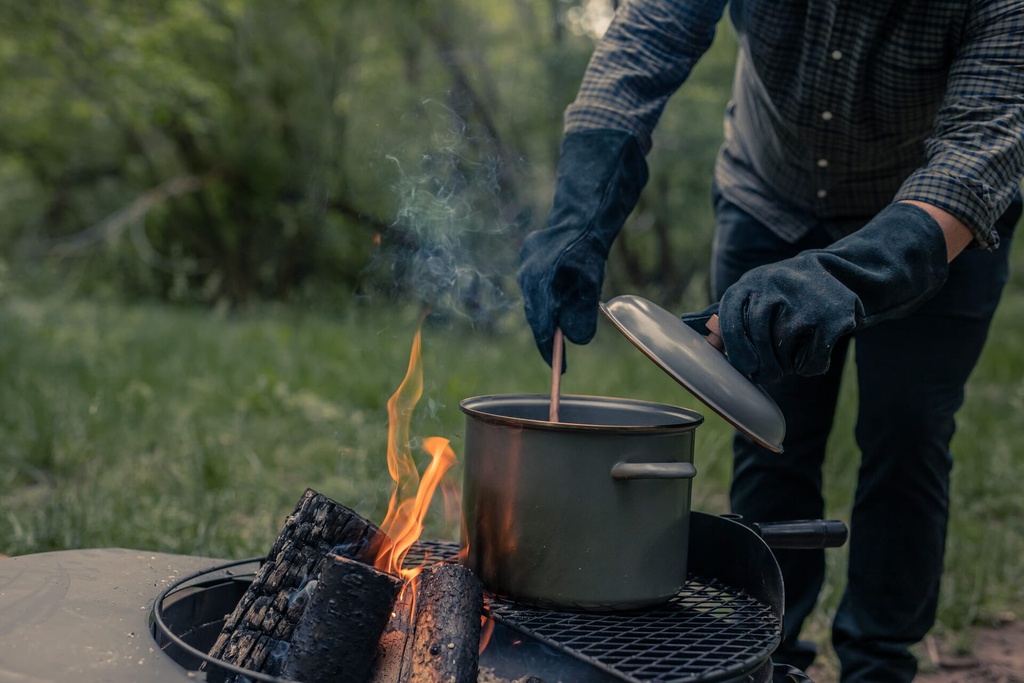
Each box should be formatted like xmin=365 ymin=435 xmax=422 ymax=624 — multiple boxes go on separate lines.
xmin=705 ymin=314 xmax=725 ymax=352
xmin=549 ymin=327 xmax=564 ymax=422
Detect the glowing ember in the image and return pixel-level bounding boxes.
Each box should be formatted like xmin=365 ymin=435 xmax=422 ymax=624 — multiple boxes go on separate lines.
xmin=373 ymin=322 xmax=458 ymax=581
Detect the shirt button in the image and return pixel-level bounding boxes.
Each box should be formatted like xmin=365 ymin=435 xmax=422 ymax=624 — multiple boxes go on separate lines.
xmin=817 ymin=158 xmax=829 ymax=168
xmin=817 ymin=189 xmax=828 ymax=199
xmin=831 ymin=50 xmax=843 ymax=61
xmin=821 ymin=111 xmax=834 ymax=121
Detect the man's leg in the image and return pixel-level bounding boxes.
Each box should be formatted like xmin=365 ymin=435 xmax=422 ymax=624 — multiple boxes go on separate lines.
xmin=711 ymin=191 xmax=848 ymax=671
xmin=730 ymin=364 xmax=849 ymax=671
xmin=833 ymin=199 xmax=1018 ymax=683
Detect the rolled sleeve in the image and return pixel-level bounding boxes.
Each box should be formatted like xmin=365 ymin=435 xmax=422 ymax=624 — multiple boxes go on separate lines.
xmin=895 ymin=0 xmax=1024 ymax=248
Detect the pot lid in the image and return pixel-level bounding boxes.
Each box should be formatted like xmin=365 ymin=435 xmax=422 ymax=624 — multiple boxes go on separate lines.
xmin=600 ymin=294 xmax=785 ymax=452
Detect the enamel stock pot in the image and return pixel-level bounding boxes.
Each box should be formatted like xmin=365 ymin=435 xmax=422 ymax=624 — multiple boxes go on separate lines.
xmin=460 ymin=393 xmax=703 ymax=610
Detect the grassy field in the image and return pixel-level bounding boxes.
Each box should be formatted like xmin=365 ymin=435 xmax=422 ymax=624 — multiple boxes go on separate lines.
xmin=3 ymin=260 xmax=1024 ymax=663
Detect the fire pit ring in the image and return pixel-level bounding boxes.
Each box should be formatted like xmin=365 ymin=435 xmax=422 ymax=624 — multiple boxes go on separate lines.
xmin=150 ymin=557 xmax=290 ymax=682
xmin=152 ymin=514 xmax=792 ymax=683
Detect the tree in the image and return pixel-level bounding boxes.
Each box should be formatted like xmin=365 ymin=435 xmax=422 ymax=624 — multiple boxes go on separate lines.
xmin=0 ymin=0 xmax=736 ymax=315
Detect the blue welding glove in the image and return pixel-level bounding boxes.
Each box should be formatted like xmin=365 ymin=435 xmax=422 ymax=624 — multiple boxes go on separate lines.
xmin=718 ymin=203 xmax=949 ymax=384
xmin=517 ymin=129 xmax=649 ymax=368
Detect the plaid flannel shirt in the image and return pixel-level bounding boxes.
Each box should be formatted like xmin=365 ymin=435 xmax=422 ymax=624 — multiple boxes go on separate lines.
xmin=565 ymin=0 xmax=1024 ymax=247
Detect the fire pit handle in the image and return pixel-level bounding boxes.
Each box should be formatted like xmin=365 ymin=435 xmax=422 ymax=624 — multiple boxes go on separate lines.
xmin=610 ymin=461 xmax=698 ymax=480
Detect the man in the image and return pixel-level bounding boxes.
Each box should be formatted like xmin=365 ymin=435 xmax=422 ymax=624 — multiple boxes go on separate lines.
xmin=516 ymin=2 xmax=1024 ymax=681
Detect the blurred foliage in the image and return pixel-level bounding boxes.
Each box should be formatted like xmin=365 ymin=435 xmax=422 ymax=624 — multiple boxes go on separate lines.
xmin=0 ymin=0 xmax=736 ymax=313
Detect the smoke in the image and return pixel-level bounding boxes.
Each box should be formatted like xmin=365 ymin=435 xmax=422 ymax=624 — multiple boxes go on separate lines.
xmin=564 ymin=0 xmax=616 ymax=39
xmin=366 ymin=100 xmax=529 ymax=327
xmin=286 ymin=578 xmax=318 ymax=613
xmin=263 ymin=638 xmax=292 ymax=676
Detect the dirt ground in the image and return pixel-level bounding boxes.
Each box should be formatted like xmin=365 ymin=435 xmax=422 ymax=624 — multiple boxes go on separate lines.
xmin=807 ymin=620 xmax=1024 ymax=683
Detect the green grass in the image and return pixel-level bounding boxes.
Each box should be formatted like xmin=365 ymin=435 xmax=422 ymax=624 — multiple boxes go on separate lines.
xmin=0 ymin=290 xmax=740 ymax=557
xmin=3 ymin=264 xmax=1024 ymax=660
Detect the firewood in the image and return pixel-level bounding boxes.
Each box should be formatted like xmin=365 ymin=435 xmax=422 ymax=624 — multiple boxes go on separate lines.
xmin=205 ymin=488 xmax=484 ymax=683
xmin=405 ymin=562 xmax=483 ymax=683
xmin=370 ymin=562 xmax=483 ymax=683
xmin=205 ymin=488 xmax=387 ymax=678
xmin=280 ymin=554 xmax=402 ymax=683
xmin=370 ymin=583 xmax=416 ymax=683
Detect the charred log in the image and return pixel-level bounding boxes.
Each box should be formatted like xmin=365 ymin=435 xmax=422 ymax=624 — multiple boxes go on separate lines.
xmin=204 ymin=488 xmax=483 ymax=683
xmin=370 ymin=581 xmax=415 ymax=683
xmin=204 ymin=488 xmax=387 ymax=677
xmin=281 ymin=554 xmax=402 ymax=683
xmin=406 ymin=562 xmax=483 ymax=683
xmin=371 ymin=562 xmax=483 ymax=683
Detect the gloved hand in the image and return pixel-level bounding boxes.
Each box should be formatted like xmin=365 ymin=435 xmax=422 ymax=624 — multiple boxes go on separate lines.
xmin=718 ymin=202 xmax=950 ymax=383
xmin=517 ymin=129 xmax=649 ymax=367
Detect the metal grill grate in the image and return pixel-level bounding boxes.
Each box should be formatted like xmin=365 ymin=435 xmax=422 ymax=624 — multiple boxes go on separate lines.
xmin=411 ymin=541 xmax=780 ymax=683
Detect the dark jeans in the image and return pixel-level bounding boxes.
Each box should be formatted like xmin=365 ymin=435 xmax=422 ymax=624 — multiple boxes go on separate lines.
xmin=710 ymin=190 xmax=1019 ymax=683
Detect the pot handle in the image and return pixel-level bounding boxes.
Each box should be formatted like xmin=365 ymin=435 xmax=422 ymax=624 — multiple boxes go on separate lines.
xmin=752 ymin=520 xmax=849 ymax=549
xmin=611 ymin=462 xmax=697 ymax=480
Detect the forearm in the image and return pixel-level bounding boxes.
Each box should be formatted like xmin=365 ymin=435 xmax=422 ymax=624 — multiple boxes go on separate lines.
xmin=899 ymin=201 xmax=974 ymax=262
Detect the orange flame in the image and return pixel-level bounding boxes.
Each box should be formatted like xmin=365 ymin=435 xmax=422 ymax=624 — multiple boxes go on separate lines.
xmin=373 ymin=322 xmax=458 ymax=581
xmin=478 ymin=616 xmax=495 ymax=654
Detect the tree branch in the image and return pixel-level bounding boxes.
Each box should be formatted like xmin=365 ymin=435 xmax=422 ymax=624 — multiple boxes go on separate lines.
xmin=328 ymin=200 xmax=424 ymax=253
xmin=46 ymin=175 xmax=210 ymax=258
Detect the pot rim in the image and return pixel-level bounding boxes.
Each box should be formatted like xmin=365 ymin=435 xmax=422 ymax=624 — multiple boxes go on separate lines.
xmin=460 ymin=393 xmax=704 ymax=434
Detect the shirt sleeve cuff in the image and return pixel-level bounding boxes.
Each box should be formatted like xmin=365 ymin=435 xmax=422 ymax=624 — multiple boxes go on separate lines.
xmin=894 ymin=170 xmax=1003 ymax=249
xmin=564 ymin=103 xmax=654 ymax=154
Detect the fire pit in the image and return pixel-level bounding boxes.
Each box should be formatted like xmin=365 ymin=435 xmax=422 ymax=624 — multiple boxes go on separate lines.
xmin=146 ymin=511 xmax=833 ymax=683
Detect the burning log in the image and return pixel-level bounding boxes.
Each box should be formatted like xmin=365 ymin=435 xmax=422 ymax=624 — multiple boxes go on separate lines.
xmin=404 ymin=562 xmax=483 ymax=683
xmin=371 ymin=562 xmax=483 ymax=683
xmin=205 ymin=326 xmax=482 ymax=681
xmin=204 ymin=488 xmax=388 ymax=678
xmin=281 ymin=554 xmax=402 ymax=683
xmin=205 ymin=488 xmax=483 ymax=683
xmin=371 ymin=581 xmax=415 ymax=683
